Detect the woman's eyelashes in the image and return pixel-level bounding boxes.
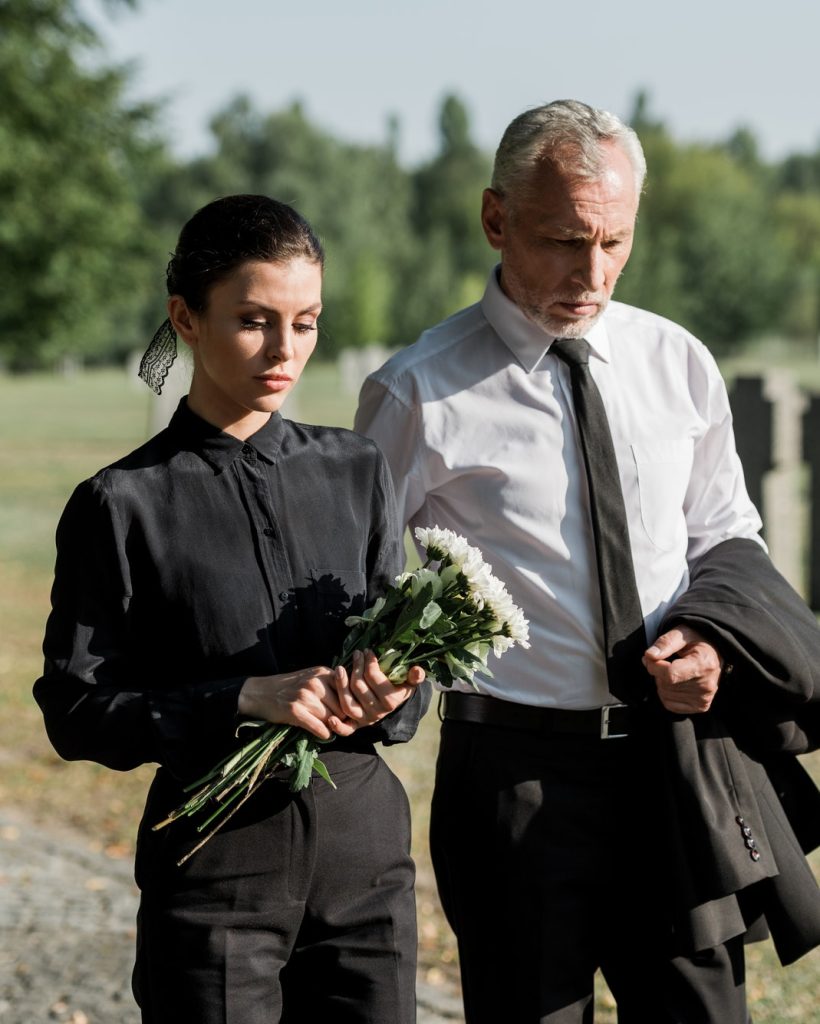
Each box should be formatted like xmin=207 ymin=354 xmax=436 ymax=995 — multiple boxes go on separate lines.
xmin=239 ymin=317 xmax=318 ymax=334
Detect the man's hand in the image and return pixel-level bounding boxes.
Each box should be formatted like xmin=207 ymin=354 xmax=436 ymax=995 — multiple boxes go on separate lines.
xmin=642 ymin=626 xmax=723 ymax=714
xmin=334 ymin=649 xmax=425 ymax=727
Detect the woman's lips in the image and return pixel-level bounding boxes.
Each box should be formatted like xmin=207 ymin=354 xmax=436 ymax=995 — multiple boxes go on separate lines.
xmin=255 ymin=375 xmax=293 ymax=392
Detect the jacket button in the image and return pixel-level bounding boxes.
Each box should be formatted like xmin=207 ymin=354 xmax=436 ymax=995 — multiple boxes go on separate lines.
xmin=279 ymin=592 xmax=289 ymax=601
xmin=744 ymin=838 xmax=757 ymax=850
xmin=735 ymin=816 xmax=745 ymax=826
xmin=750 ymin=849 xmax=761 ymax=862
xmin=742 ymin=826 xmax=753 ymax=838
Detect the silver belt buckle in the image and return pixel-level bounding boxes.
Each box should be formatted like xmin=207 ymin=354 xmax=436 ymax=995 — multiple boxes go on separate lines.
xmin=601 ymin=704 xmax=628 ymax=739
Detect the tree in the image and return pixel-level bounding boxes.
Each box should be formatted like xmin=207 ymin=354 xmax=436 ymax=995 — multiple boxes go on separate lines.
xmin=411 ymin=95 xmax=493 ymax=275
xmin=143 ymin=95 xmax=424 ymax=357
xmin=0 ymin=0 xmax=162 ymax=369
xmin=620 ymin=96 xmax=789 ymax=353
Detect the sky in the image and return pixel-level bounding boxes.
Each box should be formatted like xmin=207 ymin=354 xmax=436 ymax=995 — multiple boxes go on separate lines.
xmin=84 ymin=0 xmax=820 ymax=167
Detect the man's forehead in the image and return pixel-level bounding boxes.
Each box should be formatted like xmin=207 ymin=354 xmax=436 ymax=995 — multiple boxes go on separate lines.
xmin=515 ymin=168 xmax=638 ymax=227
xmin=522 ymin=142 xmax=638 ymax=199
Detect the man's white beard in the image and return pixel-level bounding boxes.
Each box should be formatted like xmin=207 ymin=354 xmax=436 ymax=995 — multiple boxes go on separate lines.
xmin=518 ymin=294 xmax=608 ymax=339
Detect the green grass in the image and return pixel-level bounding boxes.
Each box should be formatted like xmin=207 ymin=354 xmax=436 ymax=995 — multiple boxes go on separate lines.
xmin=2 ymin=365 xmax=818 ymax=1021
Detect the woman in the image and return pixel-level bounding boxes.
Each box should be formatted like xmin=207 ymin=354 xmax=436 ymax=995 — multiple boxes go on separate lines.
xmin=34 ymin=194 xmax=428 ymax=1024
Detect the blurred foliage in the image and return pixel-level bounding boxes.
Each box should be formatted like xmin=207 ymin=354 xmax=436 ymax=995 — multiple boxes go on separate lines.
xmin=3 ymin=12 xmax=820 ymax=368
xmin=0 ymin=0 xmax=166 ymax=369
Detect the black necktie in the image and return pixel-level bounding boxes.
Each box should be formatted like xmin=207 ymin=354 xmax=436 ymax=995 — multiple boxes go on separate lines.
xmin=551 ymin=338 xmax=649 ymax=705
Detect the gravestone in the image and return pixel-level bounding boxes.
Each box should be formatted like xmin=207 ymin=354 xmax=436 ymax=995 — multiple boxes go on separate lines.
xmin=803 ymin=394 xmax=820 ymax=611
xmin=729 ymin=377 xmax=773 ymax=533
xmin=729 ymin=373 xmax=808 ymax=596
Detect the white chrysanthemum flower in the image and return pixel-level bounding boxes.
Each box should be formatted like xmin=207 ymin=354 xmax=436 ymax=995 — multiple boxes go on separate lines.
xmin=415 ymin=526 xmax=458 ymax=560
xmin=463 ymin=562 xmax=496 ymax=609
xmin=504 ymin=606 xmax=531 ymax=648
xmin=415 ymin=524 xmax=530 ymax=648
xmin=491 ymin=634 xmax=516 ymax=656
xmin=483 ymin=578 xmax=515 ymax=621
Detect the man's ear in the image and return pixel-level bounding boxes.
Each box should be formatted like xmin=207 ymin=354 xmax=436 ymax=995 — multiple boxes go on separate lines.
xmin=167 ymin=295 xmax=198 ymax=350
xmin=481 ymin=188 xmax=506 ymax=251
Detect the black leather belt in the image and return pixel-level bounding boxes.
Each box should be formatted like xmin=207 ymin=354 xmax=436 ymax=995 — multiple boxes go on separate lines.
xmin=442 ymin=691 xmax=633 ymax=739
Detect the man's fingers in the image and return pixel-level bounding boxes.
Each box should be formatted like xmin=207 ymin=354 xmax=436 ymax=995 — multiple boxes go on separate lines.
xmin=644 ymin=628 xmax=687 ymax=664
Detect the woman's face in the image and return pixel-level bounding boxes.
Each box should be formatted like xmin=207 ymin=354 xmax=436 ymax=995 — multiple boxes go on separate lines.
xmin=171 ymin=257 xmax=323 ymax=439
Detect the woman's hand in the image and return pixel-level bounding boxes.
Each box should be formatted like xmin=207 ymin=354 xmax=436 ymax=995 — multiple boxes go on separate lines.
xmin=333 ymin=649 xmax=425 ymax=727
xmin=238 ymin=667 xmax=359 ymax=740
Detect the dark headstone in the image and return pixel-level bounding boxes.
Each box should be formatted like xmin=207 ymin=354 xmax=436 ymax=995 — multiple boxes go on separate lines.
xmin=730 ymin=377 xmax=774 ymax=535
xmin=802 ymin=393 xmax=820 ymax=611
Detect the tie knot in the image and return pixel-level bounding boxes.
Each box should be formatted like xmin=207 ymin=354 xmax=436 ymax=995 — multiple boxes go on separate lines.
xmin=551 ymin=338 xmax=591 ymax=367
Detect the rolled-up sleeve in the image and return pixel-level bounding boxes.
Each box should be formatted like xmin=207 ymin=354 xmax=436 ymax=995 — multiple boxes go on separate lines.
xmin=683 ymin=346 xmax=765 ymax=565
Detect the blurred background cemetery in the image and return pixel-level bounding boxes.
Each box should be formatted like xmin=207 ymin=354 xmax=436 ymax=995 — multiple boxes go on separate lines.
xmin=2 ymin=1 xmax=820 ymax=1020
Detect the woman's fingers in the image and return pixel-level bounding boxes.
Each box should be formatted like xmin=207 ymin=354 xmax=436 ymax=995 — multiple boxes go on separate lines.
xmin=316 ymin=650 xmax=426 ymax=731
xmin=333 ymin=662 xmax=367 ymax=722
xmin=240 ymin=666 xmax=359 ymax=736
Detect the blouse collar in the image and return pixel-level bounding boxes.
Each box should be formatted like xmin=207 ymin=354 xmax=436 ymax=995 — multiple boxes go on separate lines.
xmin=169 ymin=399 xmax=285 ymax=472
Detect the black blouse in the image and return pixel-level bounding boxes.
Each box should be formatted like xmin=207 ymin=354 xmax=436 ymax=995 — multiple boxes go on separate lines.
xmin=34 ymin=401 xmax=429 ymax=785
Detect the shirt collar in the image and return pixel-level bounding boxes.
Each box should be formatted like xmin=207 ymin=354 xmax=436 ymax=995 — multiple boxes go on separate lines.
xmin=169 ymin=399 xmax=285 ymax=472
xmin=480 ymin=265 xmax=612 ymax=371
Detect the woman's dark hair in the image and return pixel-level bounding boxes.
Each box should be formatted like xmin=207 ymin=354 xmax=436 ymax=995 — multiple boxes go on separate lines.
xmin=167 ymin=194 xmax=325 ymax=311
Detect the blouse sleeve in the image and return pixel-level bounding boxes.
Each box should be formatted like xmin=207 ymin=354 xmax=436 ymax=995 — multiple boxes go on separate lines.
xmin=33 ymin=478 xmax=245 ymax=780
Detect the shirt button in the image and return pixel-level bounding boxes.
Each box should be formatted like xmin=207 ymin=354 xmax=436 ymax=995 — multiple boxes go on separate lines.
xmin=279 ymin=591 xmax=290 ymax=601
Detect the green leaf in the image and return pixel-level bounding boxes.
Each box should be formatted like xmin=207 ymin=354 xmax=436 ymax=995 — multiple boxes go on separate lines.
xmin=288 ymin=736 xmax=316 ymax=792
xmin=419 ymin=600 xmax=442 ymax=629
xmin=435 ymin=661 xmax=454 ymax=688
xmin=312 ymin=757 xmax=337 ymax=789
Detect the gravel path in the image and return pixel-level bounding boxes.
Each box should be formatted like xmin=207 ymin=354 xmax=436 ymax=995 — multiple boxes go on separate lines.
xmin=0 ymin=809 xmax=464 ymax=1023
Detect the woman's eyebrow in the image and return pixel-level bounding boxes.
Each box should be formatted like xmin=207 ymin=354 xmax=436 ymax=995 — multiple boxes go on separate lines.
xmin=240 ymin=300 xmax=323 ymax=315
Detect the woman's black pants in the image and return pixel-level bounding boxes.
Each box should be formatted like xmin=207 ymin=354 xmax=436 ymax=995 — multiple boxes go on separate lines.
xmin=133 ymin=748 xmax=417 ymax=1024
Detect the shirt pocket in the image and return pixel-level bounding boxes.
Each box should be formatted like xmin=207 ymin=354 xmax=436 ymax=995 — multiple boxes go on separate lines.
xmin=630 ymin=439 xmax=694 ymax=551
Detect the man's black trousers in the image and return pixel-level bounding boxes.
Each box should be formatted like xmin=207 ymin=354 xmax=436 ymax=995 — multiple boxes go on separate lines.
xmin=430 ymin=715 xmax=751 ymax=1024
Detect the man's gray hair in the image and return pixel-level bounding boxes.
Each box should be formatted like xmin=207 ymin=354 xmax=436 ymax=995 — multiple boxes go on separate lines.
xmin=491 ymin=99 xmax=647 ymax=199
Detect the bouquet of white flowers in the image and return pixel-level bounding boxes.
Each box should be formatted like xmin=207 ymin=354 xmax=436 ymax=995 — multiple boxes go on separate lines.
xmin=154 ymin=527 xmax=529 ymax=863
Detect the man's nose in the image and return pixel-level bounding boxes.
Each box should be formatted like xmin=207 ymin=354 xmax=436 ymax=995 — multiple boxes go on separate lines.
xmin=572 ymin=247 xmax=605 ymax=292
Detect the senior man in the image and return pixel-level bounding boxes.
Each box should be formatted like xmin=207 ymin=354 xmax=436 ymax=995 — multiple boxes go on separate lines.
xmin=355 ymin=100 xmax=820 ymax=1023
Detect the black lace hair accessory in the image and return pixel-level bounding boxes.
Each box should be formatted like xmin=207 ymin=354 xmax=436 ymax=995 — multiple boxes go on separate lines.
xmin=138 ymin=318 xmax=178 ymax=395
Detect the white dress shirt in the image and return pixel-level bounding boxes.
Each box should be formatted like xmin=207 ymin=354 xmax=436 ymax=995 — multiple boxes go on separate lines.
xmin=354 ymin=268 xmax=764 ymax=709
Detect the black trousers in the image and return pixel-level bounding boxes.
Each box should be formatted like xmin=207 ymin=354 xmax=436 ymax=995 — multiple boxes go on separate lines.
xmin=430 ymin=719 xmax=750 ymax=1024
xmin=133 ymin=748 xmax=417 ymax=1024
